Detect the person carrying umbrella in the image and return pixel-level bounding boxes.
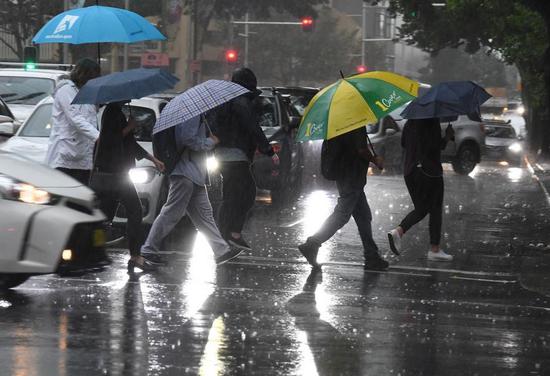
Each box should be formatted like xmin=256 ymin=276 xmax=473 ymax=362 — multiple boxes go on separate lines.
xmin=387 ymin=118 xmax=454 ymax=261
xmin=45 ymin=58 xmax=100 ymax=184
xmin=93 ymin=101 xmax=165 ymax=273
xmin=387 ymin=81 xmax=490 ymax=261
xmin=296 ymin=71 xmax=420 ymax=271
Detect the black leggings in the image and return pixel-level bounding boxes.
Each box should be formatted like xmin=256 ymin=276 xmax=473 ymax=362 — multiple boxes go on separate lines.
xmin=218 ymin=161 xmax=256 ymax=236
xmin=399 ymin=167 xmax=444 ymax=245
xmin=56 ymin=168 xmax=90 ymax=185
xmin=98 ymin=180 xmax=143 ymax=257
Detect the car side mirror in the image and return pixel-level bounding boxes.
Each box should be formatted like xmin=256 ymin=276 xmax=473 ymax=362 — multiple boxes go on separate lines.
xmin=385 ymin=128 xmax=397 ymax=136
xmin=0 ymin=115 xmax=15 ymax=137
xmin=289 ymin=116 xmax=301 ymax=130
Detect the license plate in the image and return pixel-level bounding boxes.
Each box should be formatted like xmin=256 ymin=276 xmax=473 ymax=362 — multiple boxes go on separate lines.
xmin=93 ymin=229 xmax=106 ymax=247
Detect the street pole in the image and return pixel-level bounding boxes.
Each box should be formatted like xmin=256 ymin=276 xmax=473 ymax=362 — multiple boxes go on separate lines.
xmin=191 ymin=0 xmax=199 ymax=85
xmin=361 ymin=0 xmax=367 ymax=67
xmin=63 ymin=0 xmax=69 ymax=64
xmin=244 ymin=12 xmax=249 ymax=67
xmin=123 ymin=0 xmax=129 ymax=70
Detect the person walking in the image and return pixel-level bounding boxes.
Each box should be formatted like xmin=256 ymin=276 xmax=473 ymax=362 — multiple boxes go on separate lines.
xmin=387 ymin=118 xmax=454 ymax=261
xmin=213 ymin=67 xmax=279 ymax=251
xmin=141 ymin=115 xmax=242 ymax=266
xmin=45 ymin=58 xmax=100 ymax=184
xmin=297 ymin=126 xmax=389 ymax=271
xmin=93 ymin=102 xmax=165 ymax=273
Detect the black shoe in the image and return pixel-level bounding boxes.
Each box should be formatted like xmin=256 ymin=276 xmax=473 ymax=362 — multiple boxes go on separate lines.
xmin=227 ymin=235 xmax=252 ymax=251
xmin=364 ymin=256 xmax=389 ymax=271
xmin=216 ymin=248 xmax=244 ymax=265
xmin=141 ymin=253 xmax=167 ymax=265
xmin=298 ymin=241 xmax=320 ymax=268
xmin=127 ymin=258 xmax=157 ymax=274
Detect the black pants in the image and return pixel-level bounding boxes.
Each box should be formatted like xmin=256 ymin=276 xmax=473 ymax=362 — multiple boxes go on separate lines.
xmin=218 ymin=161 xmax=256 ymax=236
xmin=399 ymin=167 xmax=444 ymax=245
xmin=56 ymin=168 xmax=90 ymax=185
xmin=98 ymin=180 xmax=143 ymax=257
xmin=309 ymin=181 xmax=379 ymax=259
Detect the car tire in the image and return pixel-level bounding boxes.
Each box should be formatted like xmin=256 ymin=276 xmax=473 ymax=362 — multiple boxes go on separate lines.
xmin=452 ymin=143 xmax=479 ymax=175
xmin=0 ymin=274 xmax=29 ymax=289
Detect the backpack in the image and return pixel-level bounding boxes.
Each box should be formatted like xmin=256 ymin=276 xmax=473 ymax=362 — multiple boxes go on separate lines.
xmin=152 ymin=126 xmax=185 ymax=175
xmin=320 ymin=138 xmax=341 ymax=181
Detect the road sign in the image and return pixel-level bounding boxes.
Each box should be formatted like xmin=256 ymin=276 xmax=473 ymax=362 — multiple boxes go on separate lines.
xmin=141 ymin=52 xmax=169 ymax=67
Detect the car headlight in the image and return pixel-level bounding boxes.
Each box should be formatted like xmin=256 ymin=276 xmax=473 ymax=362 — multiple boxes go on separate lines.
xmin=128 ymin=168 xmax=155 ymax=184
xmin=516 ymin=105 xmax=525 ymax=115
xmin=0 ymin=173 xmax=52 ymax=204
xmin=207 ymin=156 xmax=219 ymax=172
xmin=508 ymin=142 xmax=522 ymax=153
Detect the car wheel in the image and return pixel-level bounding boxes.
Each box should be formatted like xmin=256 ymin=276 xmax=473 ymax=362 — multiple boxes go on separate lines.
xmin=452 ymin=143 xmax=479 ymax=175
xmin=0 ymin=274 xmax=29 ymax=289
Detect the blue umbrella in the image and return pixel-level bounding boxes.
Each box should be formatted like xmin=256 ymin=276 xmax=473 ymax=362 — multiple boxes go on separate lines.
xmin=400 ymin=81 xmax=491 ymax=121
xmin=71 ymin=68 xmax=179 ymax=105
xmin=32 ymin=5 xmax=165 ymax=44
xmin=153 ymin=80 xmax=249 ymax=135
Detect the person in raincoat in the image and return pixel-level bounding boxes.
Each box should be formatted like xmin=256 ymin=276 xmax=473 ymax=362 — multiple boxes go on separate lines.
xmin=45 ymin=58 xmax=100 ymax=184
xmin=387 ymin=118 xmax=454 ymax=261
xmin=297 ymin=126 xmax=389 ymax=271
xmin=140 ymin=115 xmax=243 ymax=266
xmin=94 ymin=101 xmax=165 ymax=273
xmin=212 ymin=67 xmax=279 ymax=251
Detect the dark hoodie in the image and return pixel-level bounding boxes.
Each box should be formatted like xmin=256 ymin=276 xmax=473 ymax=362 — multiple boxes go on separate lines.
xmin=211 ymin=68 xmax=274 ymax=161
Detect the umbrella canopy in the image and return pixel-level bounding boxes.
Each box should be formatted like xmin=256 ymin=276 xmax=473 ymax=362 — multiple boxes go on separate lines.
xmin=297 ymin=71 xmax=419 ymax=142
xmin=72 ymin=68 xmax=179 ymax=105
xmin=153 ymin=80 xmax=249 ymax=135
xmin=32 ymin=5 xmax=165 ymax=44
xmin=400 ymin=80 xmax=491 ymax=121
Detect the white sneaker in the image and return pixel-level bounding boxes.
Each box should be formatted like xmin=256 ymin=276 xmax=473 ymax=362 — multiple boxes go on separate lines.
xmin=427 ymin=249 xmax=453 ymax=261
xmin=387 ymin=229 xmax=402 ymax=255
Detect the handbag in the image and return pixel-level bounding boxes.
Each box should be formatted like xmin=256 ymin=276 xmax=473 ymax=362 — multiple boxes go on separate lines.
xmin=88 ymin=129 xmax=123 ymax=195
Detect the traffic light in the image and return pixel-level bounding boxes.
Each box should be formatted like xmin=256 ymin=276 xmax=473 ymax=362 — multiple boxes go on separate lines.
xmin=356 ymin=65 xmax=367 ymax=74
xmin=23 ymin=46 xmax=37 ymax=70
xmin=225 ymin=49 xmax=238 ymax=64
xmin=300 ymin=16 xmax=314 ymax=32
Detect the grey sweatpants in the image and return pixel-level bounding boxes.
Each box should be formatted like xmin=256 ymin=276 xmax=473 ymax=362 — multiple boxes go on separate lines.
xmin=141 ymin=175 xmax=229 ymax=258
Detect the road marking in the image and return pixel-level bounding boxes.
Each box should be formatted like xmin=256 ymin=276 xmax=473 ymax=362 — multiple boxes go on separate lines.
xmin=450 ymin=276 xmax=517 ymax=284
xmin=392 ymin=264 xmax=516 ymax=278
xmin=525 ymin=157 xmax=550 ymax=206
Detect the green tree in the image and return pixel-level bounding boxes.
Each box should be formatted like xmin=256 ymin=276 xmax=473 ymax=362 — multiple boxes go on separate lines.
xmin=0 ymin=1 xmax=63 ymax=60
xmin=245 ymin=9 xmax=359 ymax=87
xmin=388 ymin=0 xmax=550 ymax=152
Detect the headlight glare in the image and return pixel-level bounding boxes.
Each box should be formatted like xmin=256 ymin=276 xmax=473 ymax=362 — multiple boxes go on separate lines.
xmin=0 ymin=174 xmax=52 ymax=204
xmin=508 ymin=142 xmax=522 ymax=153
xmin=129 ymin=168 xmax=154 ymax=184
xmin=207 ymin=156 xmax=219 ymax=172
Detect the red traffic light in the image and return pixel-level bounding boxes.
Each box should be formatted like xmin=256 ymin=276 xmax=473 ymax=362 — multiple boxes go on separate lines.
xmin=356 ymin=65 xmax=367 ymax=73
xmin=301 ymin=16 xmax=314 ymax=32
xmin=225 ymin=49 xmax=238 ymax=63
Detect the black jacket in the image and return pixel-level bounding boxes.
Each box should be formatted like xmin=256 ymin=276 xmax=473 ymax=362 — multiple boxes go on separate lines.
xmin=212 ymin=93 xmax=274 ymax=161
xmin=95 ymin=104 xmax=148 ymax=174
xmin=401 ymin=118 xmax=448 ymax=177
xmin=332 ymin=126 xmax=371 ymax=189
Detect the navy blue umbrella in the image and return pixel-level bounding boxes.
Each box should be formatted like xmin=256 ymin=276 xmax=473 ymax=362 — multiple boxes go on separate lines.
xmin=400 ymin=81 xmax=491 ymax=121
xmin=72 ymin=68 xmax=179 ymax=105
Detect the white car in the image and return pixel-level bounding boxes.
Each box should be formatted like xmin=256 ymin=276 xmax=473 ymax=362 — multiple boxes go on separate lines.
xmin=0 ymin=96 xmax=181 ymax=226
xmin=0 ymin=68 xmax=69 ymax=123
xmin=0 ymin=150 xmax=109 ymax=289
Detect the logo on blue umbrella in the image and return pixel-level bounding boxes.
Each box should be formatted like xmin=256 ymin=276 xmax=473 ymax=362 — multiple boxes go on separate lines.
xmin=52 ymin=15 xmax=79 ymax=37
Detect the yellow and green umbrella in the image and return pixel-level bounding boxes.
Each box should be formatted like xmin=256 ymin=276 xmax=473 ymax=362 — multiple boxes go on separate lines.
xmin=297 ymin=71 xmax=420 ymax=142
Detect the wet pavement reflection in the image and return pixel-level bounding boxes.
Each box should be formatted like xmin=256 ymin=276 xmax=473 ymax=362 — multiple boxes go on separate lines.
xmin=2 ymin=162 xmax=550 ymax=375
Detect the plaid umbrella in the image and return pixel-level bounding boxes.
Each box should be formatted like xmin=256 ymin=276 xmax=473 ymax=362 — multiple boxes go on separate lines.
xmin=153 ymin=79 xmax=249 ymax=135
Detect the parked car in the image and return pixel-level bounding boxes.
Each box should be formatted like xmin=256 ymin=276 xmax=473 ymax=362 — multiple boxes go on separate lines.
xmin=0 ymin=150 xmax=109 ymax=289
xmin=483 ymin=119 xmax=523 ymax=166
xmin=0 ymin=68 xmax=69 ymax=123
xmin=0 ymin=95 xmax=20 ymax=142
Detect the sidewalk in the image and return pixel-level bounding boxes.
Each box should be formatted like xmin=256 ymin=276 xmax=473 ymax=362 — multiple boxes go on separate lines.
xmin=520 ymin=153 xmax=550 ymax=297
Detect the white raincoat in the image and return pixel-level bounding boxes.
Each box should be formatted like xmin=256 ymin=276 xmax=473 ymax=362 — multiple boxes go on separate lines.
xmin=45 ymin=80 xmax=99 ymax=170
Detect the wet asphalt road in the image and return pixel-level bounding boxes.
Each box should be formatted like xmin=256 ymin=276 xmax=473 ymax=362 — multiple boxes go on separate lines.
xmin=2 ymin=161 xmax=550 ymax=375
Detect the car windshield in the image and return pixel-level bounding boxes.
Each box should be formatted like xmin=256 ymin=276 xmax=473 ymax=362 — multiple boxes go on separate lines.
xmin=0 ymin=77 xmax=55 ymax=105
xmin=256 ymin=96 xmax=278 ymax=128
xmin=485 ymin=125 xmax=516 ymax=138
xmin=19 ymin=103 xmax=53 ymax=137
xmin=121 ymin=105 xmax=156 ymax=142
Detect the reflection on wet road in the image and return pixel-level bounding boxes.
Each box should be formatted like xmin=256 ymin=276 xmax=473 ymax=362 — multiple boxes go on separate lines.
xmin=1 ymin=162 xmax=550 ymax=375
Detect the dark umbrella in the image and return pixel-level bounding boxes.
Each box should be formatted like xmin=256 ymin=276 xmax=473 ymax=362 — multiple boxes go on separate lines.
xmin=71 ymin=68 xmax=179 ymax=105
xmin=400 ymin=81 xmax=491 ymax=121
